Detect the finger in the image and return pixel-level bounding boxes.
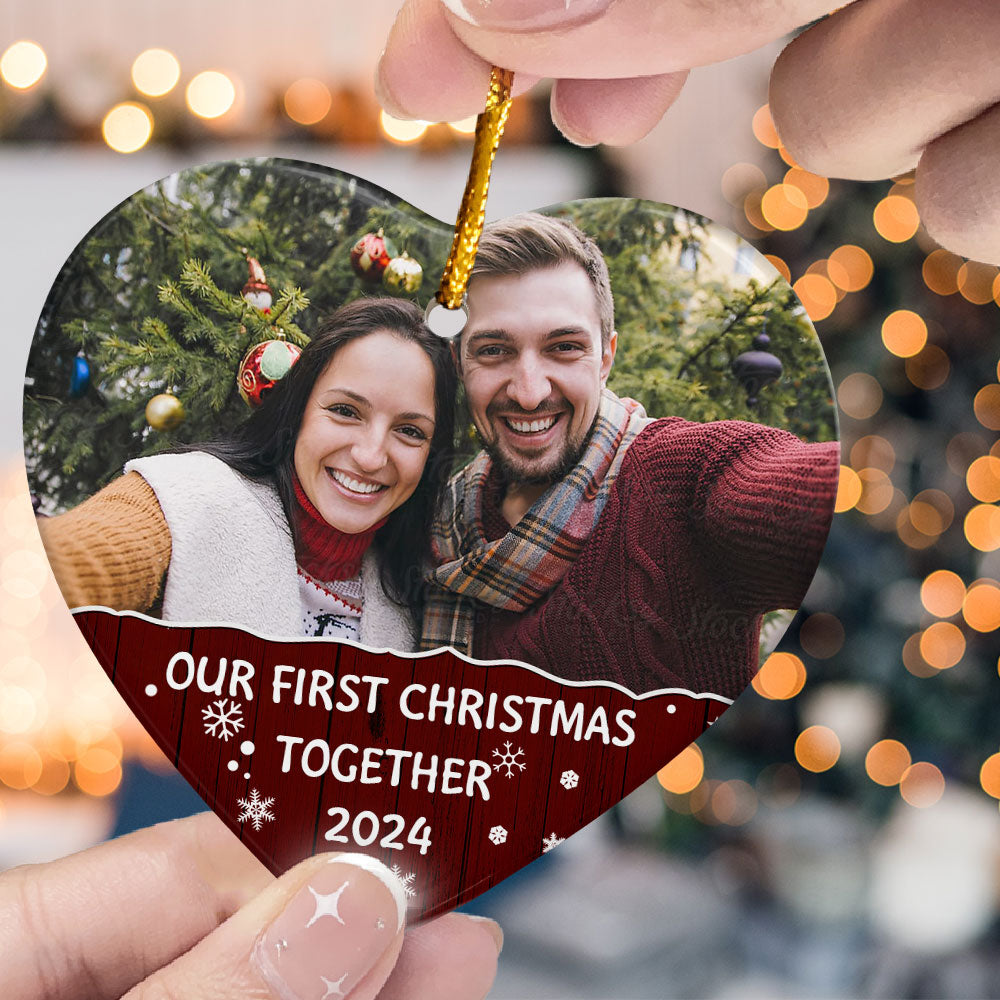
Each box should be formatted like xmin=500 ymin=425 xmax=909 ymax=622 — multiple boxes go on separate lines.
xmin=375 ymin=0 xmax=540 ymax=122
xmin=424 ymin=0 xmax=841 ymax=79
xmin=551 ymin=71 xmax=689 ymax=146
xmin=125 ymin=853 xmax=408 ymax=1000
xmin=378 ymin=913 xmax=503 ymax=1000
xmin=917 ymin=102 xmax=1000 ymax=265
xmin=770 ymin=0 xmax=1000 ymax=180
xmin=0 ymin=810 xmax=272 ymax=1000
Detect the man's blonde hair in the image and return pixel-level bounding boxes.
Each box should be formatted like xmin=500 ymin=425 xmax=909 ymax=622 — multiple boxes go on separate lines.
xmin=471 ymin=212 xmax=614 ymax=348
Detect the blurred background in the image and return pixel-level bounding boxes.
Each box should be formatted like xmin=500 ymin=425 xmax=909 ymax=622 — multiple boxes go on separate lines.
xmin=1 ymin=2 xmax=999 ymax=997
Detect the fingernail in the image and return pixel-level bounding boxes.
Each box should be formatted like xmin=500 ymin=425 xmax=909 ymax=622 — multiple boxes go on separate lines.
xmin=253 ymin=854 xmax=406 ymax=1000
xmin=467 ymin=914 xmax=505 ymax=954
xmin=441 ymin=0 xmax=612 ymax=32
xmin=374 ymin=50 xmax=411 ymax=120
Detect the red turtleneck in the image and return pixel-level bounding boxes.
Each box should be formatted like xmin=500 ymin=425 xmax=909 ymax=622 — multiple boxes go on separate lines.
xmin=291 ymin=476 xmax=385 ymax=582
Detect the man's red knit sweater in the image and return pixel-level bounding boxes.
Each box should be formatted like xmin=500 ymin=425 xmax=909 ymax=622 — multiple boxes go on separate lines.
xmin=472 ymin=418 xmax=839 ymax=701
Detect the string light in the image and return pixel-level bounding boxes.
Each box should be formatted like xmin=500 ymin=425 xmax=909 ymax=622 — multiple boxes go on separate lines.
xmin=102 ymin=102 xmax=153 ymax=153
xmin=784 ymin=167 xmax=829 ymax=209
xmin=186 ymin=71 xmax=236 ymax=119
xmin=0 ymin=40 xmax=47 ymax=90
xmin=793 ymin=273 xmax=837 ymax=321
xmin=763 ymin=254 xmax=791 ymax=282
xmin=856 ymin=469 xmax=895 ymax=516
xmin=131 ymin=48 xmax=180 ymax=97
xmin=980 ymin=753 xmax=1000 ymax=799
xmin=752 ymin=651 xmax=807 ymax=699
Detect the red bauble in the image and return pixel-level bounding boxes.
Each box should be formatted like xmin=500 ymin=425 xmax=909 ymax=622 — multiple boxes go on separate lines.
xmin=237 ymin=339 xmax=302 ymax=408
xmin=349 ymin=230 xmax=394 ymax=281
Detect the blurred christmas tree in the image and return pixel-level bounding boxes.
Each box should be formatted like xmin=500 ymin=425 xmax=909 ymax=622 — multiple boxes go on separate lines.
xmin=23 ymin=158 xmax=451 ymax=511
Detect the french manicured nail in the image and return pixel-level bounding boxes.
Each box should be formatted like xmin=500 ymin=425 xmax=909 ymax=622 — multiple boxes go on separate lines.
xmin=440 ymin=0 xmax=613 ymax=32
xmin=254 ymin=854 xmax=406 ymax=1000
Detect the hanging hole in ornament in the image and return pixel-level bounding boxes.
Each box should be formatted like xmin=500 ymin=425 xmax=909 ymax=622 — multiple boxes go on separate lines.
xmin=425 ymin=298 xmax=468 ymax=340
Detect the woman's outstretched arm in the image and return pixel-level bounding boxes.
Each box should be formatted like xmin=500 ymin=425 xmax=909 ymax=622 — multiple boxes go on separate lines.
xmin=38 ymin=471 xmax=171 ymax=613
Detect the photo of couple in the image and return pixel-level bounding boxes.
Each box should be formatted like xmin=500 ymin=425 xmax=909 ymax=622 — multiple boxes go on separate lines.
xmin=26 ymin=161 xmax=839 ymax=701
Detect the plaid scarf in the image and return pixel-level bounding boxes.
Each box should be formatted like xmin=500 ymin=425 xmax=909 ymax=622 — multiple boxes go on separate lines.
xmin=421 ymin=389 xmax=652 ymax=654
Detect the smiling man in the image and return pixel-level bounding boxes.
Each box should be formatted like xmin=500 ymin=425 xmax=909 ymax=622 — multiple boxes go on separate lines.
xmin=421 ymin=213 xmax=839 ymax=701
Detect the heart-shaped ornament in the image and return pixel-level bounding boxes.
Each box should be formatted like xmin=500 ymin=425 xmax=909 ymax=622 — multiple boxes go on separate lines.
xmin=25 ymin=158 xmax=839 ymax=919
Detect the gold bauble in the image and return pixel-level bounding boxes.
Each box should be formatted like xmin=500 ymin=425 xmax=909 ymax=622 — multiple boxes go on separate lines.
xmin=145 ymin=393 xmax=185 ymax=431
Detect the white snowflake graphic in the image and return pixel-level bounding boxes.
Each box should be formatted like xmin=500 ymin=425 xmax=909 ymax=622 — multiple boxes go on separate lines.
xmin=237 ymin=788 xmax=275 ymax=831
xmin=202 ymin=698 xmax=245 ymax=741
xmin=489 ymin=825 xmax=508 ymax=845
xmin=542 ymin=832 xmax=564 ymax=854
xmin=560 ymin=769 xmax=579 ymax=789
xmin=389 ymin=864 xmax=417 ymax=899
xmin=492 ymin=741 xmax=526 ymax=779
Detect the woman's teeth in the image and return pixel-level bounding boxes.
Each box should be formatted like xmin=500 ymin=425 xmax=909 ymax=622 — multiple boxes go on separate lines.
xmin=330 ymin=470 xmax=385 ymax=494
xmin=506 ymin=416 xmax=557 ymax=433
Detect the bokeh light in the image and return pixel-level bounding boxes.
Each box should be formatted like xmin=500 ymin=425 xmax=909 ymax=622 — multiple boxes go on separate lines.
xmin=920 ymin=570 xmax=965 ymax=617
xmin=795 ymin=726 xmax=841 ymax=773
xmin=379 ymin=110 xmax=428 ymax=144
xmin=799 ymin=613 xmax=845 ymax=659
xmin=763 ymin=254 xmax=791 ymax=282
xmin=73 ymin=746 xmax=123 ymax=797
xmin=838 ymin=372 xmax=882 ymax=420
xmin=881 ymin=310 xmax=927 ymax=358
xmin=850 ymin=435 xmax=895 ymax=473
xmin=964 ymin=504 xmax=1000 ymax=551
xmin=101 ymin=102 xmax=153 ymax=153
xmin=721 ymin=162 xmax=766 ymax=204
xmin=873 ymin=195 xmax=920 ymax=243
xmin=0 ymin=740 xmax=43 ymax=789
xmin=865 ymin=740 xmax=912 ymax=786
xmin=922 ymin=249 xmax=963 ymax=295
xmin=710 ymin=780 xmax=758 ymax=826
xmin=981 ymin=753 xmax=1000 ymax=799
xmin=905 ymin=344 xmax=950 ymax=390
xmin=186 ymin=70 xmax=236 ymax=119
xmin=973 ymin=385 xmax=1000 ymax=431
xmin=751 ymin=104 xmax=780 ymax=148
xmin=856 ymin=468 xmax=895 ymax=516
xmin=793 ymin=273 xmax=837 ymax=321
xmin=752 ymin=651 xmax=807 ymax=700
xmin=902 ymin=633 xmax=938 ymax=678
xmin=966 ymin=456 xmax=1000 ymax=503
xmin=957 ymin=262 xmax=999 ymax=305
xmin=762 ymin=184 xmax=809 ymax=231
xmin=918 ymin=622 xmax=965 ymax=670
xmin=962 ymin=581 xmax=1000 ymax=632
xmin=899 ymin=762 xmax=945 ymax=808
xmin=131 ymin=48 xmax=180 ymax=97
xmin=827 ymin=245 xmax=874 ymax=292
xmin=283 ymin=78 xmax=332 ymax=126
xmin=784 ymin=168 xmax=829 ymax=209
xmin=835 ymin=465 xmax=862 ymax=512
xmin=0 ymin=40 xmax=47 ymax=89
xmin=448 ymin=116 xmax=478 ymax=135
xmin=657 ymin=744 xmax=704 ymax=794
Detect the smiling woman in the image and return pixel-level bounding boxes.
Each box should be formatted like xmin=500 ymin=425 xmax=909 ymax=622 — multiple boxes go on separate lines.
xmin=37 ymin=298 xmax=457 ymax=650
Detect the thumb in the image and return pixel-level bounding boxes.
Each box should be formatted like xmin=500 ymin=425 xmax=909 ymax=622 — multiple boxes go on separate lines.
xmin=125 ymin=852 xmax=408 ymax=1000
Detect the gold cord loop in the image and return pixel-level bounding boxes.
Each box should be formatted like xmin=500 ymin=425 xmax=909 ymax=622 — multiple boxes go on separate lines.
xmin=435 ymin=66 xmax=514 ymax=311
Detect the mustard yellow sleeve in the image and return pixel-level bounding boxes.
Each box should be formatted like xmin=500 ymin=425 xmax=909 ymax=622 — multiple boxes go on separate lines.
xmin=38 ymin=471 xmax=172 ymax=612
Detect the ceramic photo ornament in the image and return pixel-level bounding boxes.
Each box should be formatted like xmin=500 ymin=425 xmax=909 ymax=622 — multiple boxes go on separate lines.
xmin=24 ymin=156 xmax=839 ymax=920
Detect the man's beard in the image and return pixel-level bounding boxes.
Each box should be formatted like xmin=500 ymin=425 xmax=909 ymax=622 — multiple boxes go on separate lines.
xmin=480 ymin=410 xmax=593 ymax=488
